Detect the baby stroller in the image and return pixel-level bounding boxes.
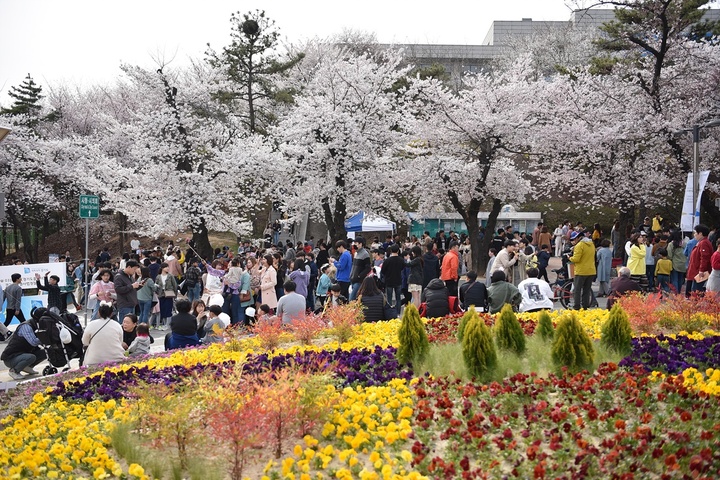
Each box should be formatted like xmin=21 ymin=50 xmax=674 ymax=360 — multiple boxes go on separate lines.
xmin=34 ymin=308 xmax=85 ymax=375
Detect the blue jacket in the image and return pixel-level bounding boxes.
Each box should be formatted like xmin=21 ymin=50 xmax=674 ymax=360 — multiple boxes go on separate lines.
xmin=336 ymin=251 xmax=352 ymax=282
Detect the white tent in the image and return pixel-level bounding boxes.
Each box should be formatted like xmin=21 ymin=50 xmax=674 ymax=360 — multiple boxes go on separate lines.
xmin=344 ymin=210 xmax=396 ymax=233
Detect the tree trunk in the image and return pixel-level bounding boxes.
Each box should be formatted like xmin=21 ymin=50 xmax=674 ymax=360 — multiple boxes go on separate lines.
xmin=116 ymin=212 xmax=127 ymax=255
xmin=6 ymin=209 xmax=35 ymax=263
xmin=478 ymin=199 xmax=502 ymax=276
xmin=192 ymin=218 xmax=214 ymax=261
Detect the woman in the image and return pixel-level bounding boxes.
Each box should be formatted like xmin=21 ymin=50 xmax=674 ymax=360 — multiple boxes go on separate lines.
xmin=288 ymin=259 xmax=309 ymax=298
xmin=88 ymin=269 xmax=116 ymax=320
xmin=405 ymin=245 xmax=424 ymax=308
xmin=259 ymin=254 xmax=278 ymax=310
xmin=422 ymin=278 xmax=450 ymax=318
xmin=592 ymin=223 xmax=603 ymax=247
xmin=538 ymin=226 xmax=552 ymax=253
xmin=247 ymin=256 xmax=262 ymax=301
xmin=610 ymin=220 xmax=621 ymax=258
xmin=627 ymin=233 xmax=648 ymax=290
xmin=192 ymin=300 xmax=209 ymax=338
xmin=707 ymin=240 xmax=720 ymax=293
xmin=596 ymin=239 xmax=613 ymax=297
xmin=82 ymin=304 xmax=125 ymax=366
xmin=667 ymin=230 xmax=688 ymax=294
xmin=202 ymin=259 xmax=225 ymax=305
xmin=273 ymin=253 xmax=288 ymax=300
xmin=356 ymin=276 xmax=388 ymax=323
xmin=155 ymin=262 xmax=178 ymax=329
xmin=553 ymin=224 xmax=564 ymax=257
xmin=136 ymin=267 xmax=156 ymax=325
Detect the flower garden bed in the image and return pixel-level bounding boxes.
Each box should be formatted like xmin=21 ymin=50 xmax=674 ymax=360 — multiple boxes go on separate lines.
xmin=1 ymin=307 xmax=720 ymax=479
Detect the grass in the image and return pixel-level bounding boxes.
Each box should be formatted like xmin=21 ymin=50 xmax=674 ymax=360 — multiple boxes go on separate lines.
xmin=417 ymin=335 xmax=625 ymax=382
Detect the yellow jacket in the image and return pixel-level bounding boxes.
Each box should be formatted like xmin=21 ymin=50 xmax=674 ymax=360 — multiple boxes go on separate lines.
xmin=568 ymin=238 xmax=597 ymax=276
xmin=628 ymin=244 xmax=646 ymax=275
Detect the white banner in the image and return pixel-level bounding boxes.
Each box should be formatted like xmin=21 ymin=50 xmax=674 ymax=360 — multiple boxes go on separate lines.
xmin=0 ymin=262 xmax=68 ymax=290
xmin=0 ymin=294 xmax=47 ymax=325
xmin=680 ymin=170 xmax=710 ymax=232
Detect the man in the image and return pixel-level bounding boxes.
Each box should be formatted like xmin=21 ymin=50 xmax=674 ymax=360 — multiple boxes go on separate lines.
xmin=35 ymin=272 xmax=64 ymax=313
xmin=606 ymin=267 xmax=641 ymax=309
xmin=316 ymin=241 xmax=329 ymax=270
xmin=490 ymin=240 xmax=518 ymax=279
xmin=640 ymin=217 xmax=652 ymax=235
xmin=114 ymin=260 xmax=141 ymax=321
xmin=1 ymin=307 xmax=47 ymax=380
xmin=652 ymin=214 xmax=663 ymax=234
xmin=686 ymin=224 xmax=713 ymax=292
xmin=486 ymin=271 xmax=522 ymax=314
xmin=4 ymin=273 xmax=25 ymax=327
xmin=532 ymin=222 xmax=543 ymax=247
xmin=459 ymin=271 xmax=488 ymax=311
xmin=380 ymin=244 xmax=405 ymax=317
xmin=568 ymin=230 xmax=596 ymax=310
xmin=517 ymin=267 xmax=554 ymax=313
xmin=349 ymin=236 xmax=371 ymax=301
xmin=440 ymin=241 xmax=460 ymax=295
xmin=276 ymin=280 xmax=306 ymax=324
xmin=184 ymin=259 xmax=202 ymax=304
xmin=490 ymin=228 xmax=505 ymax=254
xmin=305 ymin=252 xmax=318 ymax=310
xmin=335 ymin=240 xmax=353 ymax=299
xmin=130 ymin=237 xmax=140 ymax=253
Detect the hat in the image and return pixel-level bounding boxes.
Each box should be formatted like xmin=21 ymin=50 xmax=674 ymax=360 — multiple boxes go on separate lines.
xmin=245 ymin=307 xmax=256 ymax=317
xmin=569 ymin=231 xmax=580 ymax=241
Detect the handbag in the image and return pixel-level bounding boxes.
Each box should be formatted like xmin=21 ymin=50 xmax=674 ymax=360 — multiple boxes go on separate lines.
xmin=240 ymin=291 xmax=252 ymax=302
xmin=694 ymin=271 xmax=710 ymax=283
xmin=382 ymin=295 xmax=396 ymax=320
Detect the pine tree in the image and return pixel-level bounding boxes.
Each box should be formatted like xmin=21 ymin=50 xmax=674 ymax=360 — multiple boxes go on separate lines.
xmin=600 ymin=303 xmax=633 ymax=356
xmin=551 ymin=312 xmax=595 ymax=372
xmin=1 ymin=74 xmax=44 ymax=128
xmin=494 ymin=303 xmax=526 ymax=355
xmin=536 ymin=310 xmax=554 ymax=341
xmin=397 ymin=303 xmax=430 ymax=365
xmin=462 ymin=309 xmax=497 ymax=378
xmin=456 ymin=307 xmax=475 ymax=343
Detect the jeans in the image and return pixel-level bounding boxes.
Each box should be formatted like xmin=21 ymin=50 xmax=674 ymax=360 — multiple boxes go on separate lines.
xmin=645 ymin=264 xmax=655 ymax=290
xmin=349 ymin=282 xmax=361 ymax=301
xmin=691 ymin=280 xmax=707 ymax=293
xmin=3 ymin=348 xmax=46 ymax=373
xmin=138 ymin=300 xmax=153 ymax=325
xmin=385 ymin=285 xmax=402 ymax=317
xmin=186 ymin=284 xmax=201 ymax=304
xmin=5 ymin=308 xmax=26 ymax=327
xmin=223 ymin=294 xmax=243 ymax=325
xmin=670 ymin=270 xmax=685 ymax=294
xmin=117 ymin=307 xmax=136 ymax=323
xmin=657 ymin=274 xmax=670 ymax=293
xmin=573 ymin=275 xmax=594 ymax=310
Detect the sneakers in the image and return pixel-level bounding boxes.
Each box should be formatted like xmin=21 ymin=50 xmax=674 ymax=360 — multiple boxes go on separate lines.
xmin=22 ymin=367 xmax=39 ymax=375
xmin=8 ymin=369 xmax=25 ymax=381
xmin=0 ymin=331 xmax=11 ymax=342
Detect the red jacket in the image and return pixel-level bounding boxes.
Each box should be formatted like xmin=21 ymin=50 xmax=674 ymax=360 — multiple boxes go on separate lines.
xmin=687 ymin=238 xmax=713 ymax=280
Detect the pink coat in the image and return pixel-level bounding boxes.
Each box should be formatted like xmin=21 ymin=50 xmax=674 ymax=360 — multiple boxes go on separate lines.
xmin=260 ymin=266 xmax=278 ymax=308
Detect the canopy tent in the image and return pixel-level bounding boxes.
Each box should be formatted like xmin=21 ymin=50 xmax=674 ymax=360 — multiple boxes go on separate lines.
xmin=344 ymin=210 xmax=396 ymax=233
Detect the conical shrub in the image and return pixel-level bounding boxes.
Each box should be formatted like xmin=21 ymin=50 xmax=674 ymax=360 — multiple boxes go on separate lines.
xmin=551 ymin=312 xmax=595 ymax=372
xmin=494 ymin=304 xmax=526 ymax=355
xmin=462 ymin=310 xmax=497 ymax=378
xmin=397 ymin=303 xmax=430 ymax=365
xmin=600 ymin=303 xmax=632 ymax=356
xmin=457 ymin=307 xmax=476 ymax=343
xmin=536 ymin=310 xmax=554 ymax=341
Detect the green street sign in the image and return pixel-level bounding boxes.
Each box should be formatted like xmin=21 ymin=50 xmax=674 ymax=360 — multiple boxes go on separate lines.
xmin=79 ymin=195 xmax=100 ymax=219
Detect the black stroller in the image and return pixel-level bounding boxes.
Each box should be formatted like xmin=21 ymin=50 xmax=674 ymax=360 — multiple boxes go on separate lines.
xmin=34 ymin=309 xmax=85 ymax=375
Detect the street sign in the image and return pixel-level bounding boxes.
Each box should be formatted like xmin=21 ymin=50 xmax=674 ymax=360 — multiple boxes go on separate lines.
xmin=79 ymin=195 xmax=100 ymax=219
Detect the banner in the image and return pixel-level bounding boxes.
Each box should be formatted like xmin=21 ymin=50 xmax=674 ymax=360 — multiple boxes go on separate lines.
xmin=680 ymin=171 xmax=710 ymax=232
xmin=0 ymin=262 xmax=68 ymax=289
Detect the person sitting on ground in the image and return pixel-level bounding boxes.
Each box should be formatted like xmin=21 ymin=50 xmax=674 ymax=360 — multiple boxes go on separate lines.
xmin=121 ymin=313 xmax=154 ymax=350
xmin=517 ymin=267 xmax=554 ymax=313
xmin=202 ymin=305 xmax=226 ymax=344
xmin=323 ymin=284 xmax=348 ymax=311
xmin=165 ymin=299 xmax=200 ymax=350
xmin=422 ymin=278 xmax=450 ymax=318
xmin=606 ymin=267 xmax=642 ymax=309
xmin=459 ymin=271 xmax=488 ymax=312
xmin=275 ymin=280 xmax=307 ymax=324
xmin=486 ymin=270 xmax=522 ymax=314
xmin=127 ymin=323 xmax=152 ymax=357
xmin=356 ymin=276 xmax=390 ymax=322
xmin=1 ymin=307 xmax=48 ymax=380
xmin=83 ymin=304 xmax=126 ymax=366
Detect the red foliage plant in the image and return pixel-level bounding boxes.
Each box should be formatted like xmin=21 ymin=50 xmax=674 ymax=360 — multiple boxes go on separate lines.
xmin=291 ymin=312 xmax=328 ymax=345
xmin=617 ymin=292 xmax=663 ymax=335
xmin=253 ymin=316 xmax=285 ymax=350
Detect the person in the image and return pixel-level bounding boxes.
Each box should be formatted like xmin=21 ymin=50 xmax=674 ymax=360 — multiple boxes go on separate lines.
xmin=381 ymin=244 xmax=405 ymax=317
xmin=652 ymin=213 xmax=663 ymax=234
xmin=554 ymin=224 xmax=565 ymax=257
xmin=667 ymin=230 xmax=688 ymax=294
xmin=259 ymin=254 xmax=278 ymax=311
xmin=166 ymin=299 xmax=201 ymax=350
xmin=606 ymin=267 xmax=642 ymax=309
xmin=35 ymin=272 xmax=64 ymax=313
xmin=202 ymin=305 xmax=226 ymax=344
xmin=459 ymin=271 xmax=487 ymax=312
xmin=288 ymin=258 xmax=310 ymax=299
xmin=644 ymin=232 xmax=656 ymax=291
xmin=184 ymin=259 xmax=202 ymax=304
xmin=335 ymin=240 xmax=352 ymax=298
xmin=349 ymin=237 xmax=372 ymax=301
xmin=421 ymin=278 xmax=450 ymax=318
xmin=422 ymin=243 xmax=440 ymax=289
xmin=114 ymin=260 xmax=141 ymax=321
xmin=275 ymin=280 xmax=306 ymax=324
xmin=4 ymin=273 xmax=25 ymax=328
xmin=404 ymin=246 xmax=424 ymax=308
xmin=155 ymin=262 xmax=178 ymax=329
xmin=490 ymin=240 xmax=519 ymax=281
xmin=517 ymin=267 xmax=554 ymax=313
xmin=357 ymin=276 xmax=389 ymax=322
xmin=655 ymin=248 xmax=673 ymax=293
xmin=192 ymin=300 xmax=209 ymax=338
xmin=121 ymin=313 xmax=139 ymax=349
xmin=707 ymin=240 xmax=720 ymax=293
xmin=568 ymin=230 xmax=596 ymax=310
xmin=82 ymin=304 xmax=125 ymax=366
xmin=136 ymin=267 xmax=156 ymax=325
xmin=440 ymin=241 xmax=461 ymax=296
xmin=486 ymin=270 xmax=522 ymax=314
xmin=596 ymin=239 xmax=613 ymax=297
xmin=610 ymin=220 xmax=621 ymax=258
xmin=538 ymin=227 xmax=552 ymax=254
xmin=485 ymin=248 xmax=497 ymax=288
xmin=686 ymin=224 xmax=713 ymax=293
xmin=315 ymin=264 xmax=333 ymax=311
xmin=1 ymin=308 xmax=47 ymax=380
xmin=591 ymin=223 xmax=602 ymax=247
xmin=127 ymin=323 xmax=152 ymax=357
xmin=236 ymin=263 xmax=253 ymax=326
xmin=324 ymin=284 xmax=348 ymax=310
xmin=88 ymin=269 xmax=116 ymax=319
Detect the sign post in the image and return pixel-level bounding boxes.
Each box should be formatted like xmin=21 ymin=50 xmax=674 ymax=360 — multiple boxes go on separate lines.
xmin=79 ymin=195 xmax=100 ymax=325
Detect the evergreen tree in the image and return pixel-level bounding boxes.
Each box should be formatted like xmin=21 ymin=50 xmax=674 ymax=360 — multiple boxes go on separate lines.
xmin=1 ymin=74 xmax=43 ymax=117
xmin=397 ymin=303 xmax=430 ymax=365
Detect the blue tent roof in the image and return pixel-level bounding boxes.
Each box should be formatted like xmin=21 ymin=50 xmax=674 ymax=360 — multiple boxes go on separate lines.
xmin=344 ymin=210 xmax=396 ymax=232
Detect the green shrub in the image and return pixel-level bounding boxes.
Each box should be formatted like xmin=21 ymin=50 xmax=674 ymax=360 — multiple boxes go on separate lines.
xmin=462 ymin=310 xmax=497 ymax=378
xmin=456 ymin=307 xmax=475 ymax=343
xmin=494 ymin=304 xmax=526 ymax=355
xmin=551 ymin=312 xmax=595 ymax=372
xmin=536 ymin=310 xmax=554 ymax=341
xmin=601 ymin=303 xmax=632 ymax=356
xmin=397 ymin=303 xmax=430 ymax=365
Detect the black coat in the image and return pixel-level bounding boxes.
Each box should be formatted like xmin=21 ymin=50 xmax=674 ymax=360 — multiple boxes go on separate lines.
xmin=422 ymin=278 xmax=449 ymax=318
xmin=460 ymin=281 xmax=488 ymax=311
xmin=422 ymin=253 xmax=440 ymax=289
xmin=360 ymin=293 xmax=386 ymax=323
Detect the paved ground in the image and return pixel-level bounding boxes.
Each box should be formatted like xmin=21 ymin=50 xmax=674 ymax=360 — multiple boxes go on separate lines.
xmin=0 ymin=256 xmax=607 ymax=389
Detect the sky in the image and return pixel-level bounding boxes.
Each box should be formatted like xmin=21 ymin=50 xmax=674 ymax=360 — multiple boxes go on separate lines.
xmin=0 ymin=0 xmax=585 ymax=103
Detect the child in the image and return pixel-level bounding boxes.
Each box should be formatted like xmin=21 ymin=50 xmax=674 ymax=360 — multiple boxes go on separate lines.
xmin=324 ymin=284 xmax=348 ymax=310
xmin=222 ymin=258 xmax=243 ymax=294
xmin=35 ymin=272 xmax=63 ymax=313
xmin=128 ymin=323 xmax=152 ymax=357
xmin=315 ymin=264 xmax=333 ymax=311
xmin=655 ymin=248 xmax=672 ymax=293
xmin=202 ymin=305 xmax=226 ymax=344
xmin=537 ymin=244 xmax=551 ymax=283
xmin=256 ymin=304 xmax=273 ymax=322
